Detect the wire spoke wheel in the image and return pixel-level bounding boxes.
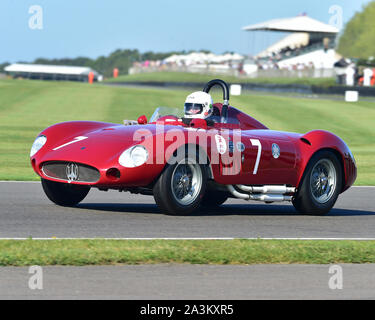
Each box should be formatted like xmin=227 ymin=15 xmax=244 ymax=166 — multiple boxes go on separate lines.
xmin=153 ymin=148 xmax=208 ymax=215
xmin=292 ymin=150 xmax=343 ymax=215
xmin=309 ymin=158 xmax=337 ymax=204
xmin=171 ymin=158 xmax=202 ymax=206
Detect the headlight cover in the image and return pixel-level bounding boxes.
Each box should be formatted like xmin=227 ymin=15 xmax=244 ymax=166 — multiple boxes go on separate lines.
xmin=119 ymin=145 xmax=148 ymax=168
xmin=30 ymin=135 xmax=47 ymax=157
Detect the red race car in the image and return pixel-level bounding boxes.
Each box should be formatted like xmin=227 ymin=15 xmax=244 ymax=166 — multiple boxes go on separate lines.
xmin=30 ymin=79 xmax=357 ymax=215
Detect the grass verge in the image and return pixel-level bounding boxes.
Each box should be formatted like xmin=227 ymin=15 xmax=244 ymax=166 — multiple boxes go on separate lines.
xmin=1 ymin=239 xmax=375 ymax=266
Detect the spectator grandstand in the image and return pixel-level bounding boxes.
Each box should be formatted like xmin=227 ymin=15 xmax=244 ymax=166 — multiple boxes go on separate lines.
xmin=242 ymin=14 xmax=340 ymax=72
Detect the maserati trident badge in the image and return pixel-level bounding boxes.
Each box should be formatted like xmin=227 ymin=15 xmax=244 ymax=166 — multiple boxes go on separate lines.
xmin=66 ymin=163 xmax=79 ymax=182
xmin=272 ymin=143 xmax=280 ymax=159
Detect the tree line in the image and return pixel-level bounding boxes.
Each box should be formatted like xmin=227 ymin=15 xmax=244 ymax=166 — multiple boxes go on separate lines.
xmin=337 ymin=1 xmax=375 ymax=62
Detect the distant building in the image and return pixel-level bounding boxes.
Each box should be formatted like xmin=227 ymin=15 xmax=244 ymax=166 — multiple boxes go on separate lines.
xmin=243 ymin=15 xmax=341 ymax=69
xmin=4 ymin=63 xmax=102 ymax=82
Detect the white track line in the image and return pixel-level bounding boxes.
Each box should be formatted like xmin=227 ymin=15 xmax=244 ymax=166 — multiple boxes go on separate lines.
xmin=347 ymin=186 xmax=374 ymax=188
xmin=1 ymin=238 xmax=375 ymax=240
xmin=0 ymin=181 xmax=39 ymax=183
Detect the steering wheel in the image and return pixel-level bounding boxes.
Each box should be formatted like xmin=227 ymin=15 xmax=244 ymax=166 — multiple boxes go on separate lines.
xmin=203 ymin=79 xmax=230 ymax=124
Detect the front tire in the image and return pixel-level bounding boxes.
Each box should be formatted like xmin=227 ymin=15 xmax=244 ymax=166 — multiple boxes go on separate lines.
xmin=41 ymin=178 xmax=90 ymax=207
xmin=201 ymin=190 xmax=228 ymax=207
xmin=293 ymin=150 xmax=342 ymax=215
xmin=153 ymin=152 xmax=207 ymax=215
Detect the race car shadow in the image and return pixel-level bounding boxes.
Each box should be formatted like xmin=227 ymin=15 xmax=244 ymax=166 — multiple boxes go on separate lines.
xmin=77 ymin=203 xmax=375 ymax=216
xmin=77 ymin=203 xmax=160 ymax=214
xmin=198 ymin=204 xmax=375 ymax=216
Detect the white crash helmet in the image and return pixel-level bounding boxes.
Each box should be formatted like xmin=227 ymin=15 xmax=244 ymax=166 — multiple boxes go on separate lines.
xmin=184 ymin=91 xmax=213 ymax=119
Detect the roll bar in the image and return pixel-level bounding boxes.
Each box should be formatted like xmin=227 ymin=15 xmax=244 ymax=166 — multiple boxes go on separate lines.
xmin=203 ymin=79 xmax=230 ymax=124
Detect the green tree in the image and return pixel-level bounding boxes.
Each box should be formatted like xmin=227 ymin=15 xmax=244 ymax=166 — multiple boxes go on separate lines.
xmin=0 ymin=62 xmax=10 ymax=72
xmin=337 ymin=1 xmax=375 ymax=59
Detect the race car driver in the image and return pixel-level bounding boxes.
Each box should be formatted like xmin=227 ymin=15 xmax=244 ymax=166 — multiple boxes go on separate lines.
xmin=182 ymin=91 xmax=220 ymax=126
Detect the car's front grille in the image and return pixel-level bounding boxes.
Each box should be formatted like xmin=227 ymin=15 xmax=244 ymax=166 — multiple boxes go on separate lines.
xmin=42 ymin=161 xmax=100 ymax=183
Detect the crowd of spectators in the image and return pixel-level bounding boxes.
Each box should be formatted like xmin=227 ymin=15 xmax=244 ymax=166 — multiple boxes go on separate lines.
xmin=130 ymin=52 xmax=245 ymax=75
xmin=254 ymin=38 xmax=335 ymax=71
xmin=263 ymin=43 xmax=309 ymax=62
xmin=129 ymin=51 xmax=375 ymax=87
xmin=334 ymin=59 xmax=375 ymax=86
xmin=255 ymin=58 xmax=315 ymax=72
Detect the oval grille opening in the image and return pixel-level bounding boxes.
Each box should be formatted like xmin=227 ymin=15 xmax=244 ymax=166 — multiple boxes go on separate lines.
xmin=42 ymin=162 xmax=100 ymax=183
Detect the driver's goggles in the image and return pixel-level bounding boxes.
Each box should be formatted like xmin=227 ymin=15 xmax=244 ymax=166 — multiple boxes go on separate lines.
xmin=184 ymin=103 xmax=204 ymax=115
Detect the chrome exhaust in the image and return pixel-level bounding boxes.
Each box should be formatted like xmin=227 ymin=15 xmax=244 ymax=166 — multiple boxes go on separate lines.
xmin=227 ymin=185 xmax=294 ymax=202
xmin=250 ymin=194 xmax=293 ymax=202
xmin=236 ymin=185 xmax=295 ymax=194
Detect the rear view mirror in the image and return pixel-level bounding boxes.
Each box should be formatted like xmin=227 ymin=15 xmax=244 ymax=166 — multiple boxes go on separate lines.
xmin=137 ymin=115 xmax=148 ymax=124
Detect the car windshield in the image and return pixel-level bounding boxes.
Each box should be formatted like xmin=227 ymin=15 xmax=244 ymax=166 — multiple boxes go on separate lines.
xmin=150 ymin=107 xmax=184 ymax=123
xmin=149 ymin=105 xmax=240 ymax=126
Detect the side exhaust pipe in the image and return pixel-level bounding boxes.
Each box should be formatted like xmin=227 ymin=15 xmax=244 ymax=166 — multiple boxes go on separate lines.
xmin=227 ymin=185 xmax=294 ymax=202
xmin=236 ymin=185 xmax=295 ymax=194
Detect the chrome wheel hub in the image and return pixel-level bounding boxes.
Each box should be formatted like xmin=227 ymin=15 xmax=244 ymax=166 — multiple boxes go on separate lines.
xmin=310 ymin=159 xmax=337 ymax=204
xmin=181 ymin=175 xmax=190 ymax=188
xmin=171 ymin=159 xmax=202 ymax=206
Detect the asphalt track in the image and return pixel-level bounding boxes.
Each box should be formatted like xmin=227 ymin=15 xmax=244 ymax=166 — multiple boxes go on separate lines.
xmin=1 ymin=264 xmax=375 ymax=299
xmin=0 ymin=182 xmax=374 ymax=238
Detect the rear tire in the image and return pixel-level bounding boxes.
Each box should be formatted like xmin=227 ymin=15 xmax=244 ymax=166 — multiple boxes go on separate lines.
xmin=41 ymin=178 xmax=90 ymax=207
xmin=153 ymin=151 xmax=207 ymax=215
xmin=293 ymin=150 xmax=342 ymax=215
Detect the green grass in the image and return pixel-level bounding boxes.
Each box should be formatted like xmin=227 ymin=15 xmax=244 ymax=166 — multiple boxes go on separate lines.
xmin=0 ymin=78 xmax=374 ymax=184
xmin=1 ymin=239 xmax=375 ymax=266
xmin=106 ymin=71 xmax=336 ymax=87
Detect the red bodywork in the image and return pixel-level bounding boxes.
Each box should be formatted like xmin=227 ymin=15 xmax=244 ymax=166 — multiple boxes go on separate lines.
xmin=31 ymin=104 xmax=357 ymax=193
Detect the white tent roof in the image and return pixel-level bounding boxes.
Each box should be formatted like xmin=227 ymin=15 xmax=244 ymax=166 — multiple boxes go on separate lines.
xmin=230 ymin=53 xmax=244 ymax=60
xmin=4 ymin=63 xmax=99 ymax=76
xmin=164 ymin=52 xmax=244 ymax=64
xmin=242 ymin=15 xmax=339 ymax=34
xmin=164 ymin=54 xmax=180 ymax=63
